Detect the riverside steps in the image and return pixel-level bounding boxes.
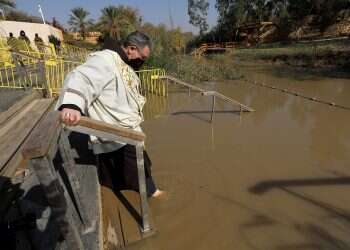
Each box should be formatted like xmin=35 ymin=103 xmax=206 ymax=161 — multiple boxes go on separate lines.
xmin=0 ymin=91 xmax=156 ymax=249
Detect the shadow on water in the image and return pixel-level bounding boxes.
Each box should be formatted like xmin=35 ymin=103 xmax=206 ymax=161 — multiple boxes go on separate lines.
xmin=171 ymin=110 xmax=243 ymax=123
xmin=249 ymin=176 xmax=350 ymax=250
xmin=249 ymin=177 xmax=350 ymax=195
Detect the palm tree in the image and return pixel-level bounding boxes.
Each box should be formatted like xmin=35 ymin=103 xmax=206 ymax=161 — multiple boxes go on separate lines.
xmin=0 ymin=0 xmax=15 ymax=20
xmin=0 ymin=0 xmax=15 ymax=9
xmin=68 ymin=7 xmax=93 ymax=40
xmin=97 ymin=5 xmax=140 ymax=40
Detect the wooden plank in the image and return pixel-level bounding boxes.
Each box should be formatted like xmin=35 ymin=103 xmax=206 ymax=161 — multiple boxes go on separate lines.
xmin=99 ymin=157 xmax=124 ymax=250
xmin=0 ymin=90 xmax=42 ymax=127
xmin=22 ymin=110 xmax=61 ymax=160
xmin=69 ymin=125 xmax=141 ymax=146
xmin=0 ymin=101 xmax=37 ymax=139
xmin=0 ymin=98 xmax=52 ymax=218
xmin=76 ymin=164 xmax=102 ymax=250
xmin=76 ymin=117 xmax=146 ymax=142
xmin=0 ymin=99 xmax=54 ymax=170
xmin=101 ymin=186 xmax=124 ymax=250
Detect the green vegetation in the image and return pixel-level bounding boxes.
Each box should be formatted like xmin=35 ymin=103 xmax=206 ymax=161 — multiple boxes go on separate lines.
xmin=4 ymin=10 xmax=42 ymax=23
xmin=188 ymin=0 xmax=209 ymax=35
xmin=96 ymin=5 xmax=141 ymax=41
xmin=68 ymin=7 xmax=93 ymax=40
xmin=189 ymin=0 xmax=350 ymax=45
xmin=233 ymin=39 xmax=350 ymax=68
xmin=0 ymin=0 xmax=15 ymax=9
xmin=148 ymin=54 xmax=241 ymax=83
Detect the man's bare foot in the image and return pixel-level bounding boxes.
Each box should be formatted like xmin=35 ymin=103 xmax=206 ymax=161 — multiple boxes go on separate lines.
xmin=151 ymin=189 xmax=166 ymax=198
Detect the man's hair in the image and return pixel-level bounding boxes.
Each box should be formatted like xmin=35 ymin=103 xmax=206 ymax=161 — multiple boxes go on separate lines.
xmin=123 ymin=31 xmax=152 ymax=50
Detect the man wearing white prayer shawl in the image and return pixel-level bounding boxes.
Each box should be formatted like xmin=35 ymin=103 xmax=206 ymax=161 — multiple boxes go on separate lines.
xmin=57 ymin=31 xmax=164 ymax=198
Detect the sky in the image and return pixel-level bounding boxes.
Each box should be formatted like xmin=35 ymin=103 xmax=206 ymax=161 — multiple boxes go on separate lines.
xmin=14 ymin=0 xmax=218 ymax=34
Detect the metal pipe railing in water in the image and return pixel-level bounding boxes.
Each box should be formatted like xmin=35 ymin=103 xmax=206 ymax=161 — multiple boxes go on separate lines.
xmin=159 ymin=75 xmax=255 ymax=122
xmin=244 ymin=78 xmax=350 ymax=111
xmin=161 ymin=75 xmax=255 ymax=111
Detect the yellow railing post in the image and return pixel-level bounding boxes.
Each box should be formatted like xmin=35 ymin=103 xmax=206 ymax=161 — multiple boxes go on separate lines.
xmin=137 ymin=68 xmax=166 ymax=97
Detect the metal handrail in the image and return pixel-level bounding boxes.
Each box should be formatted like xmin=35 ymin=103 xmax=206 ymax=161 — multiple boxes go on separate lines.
xmin=159 ymin=75 xmax=255 ymax=122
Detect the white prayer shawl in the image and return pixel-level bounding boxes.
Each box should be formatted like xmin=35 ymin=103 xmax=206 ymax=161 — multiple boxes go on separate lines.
xmin=56 ymin=49 xmax=146 ymax=154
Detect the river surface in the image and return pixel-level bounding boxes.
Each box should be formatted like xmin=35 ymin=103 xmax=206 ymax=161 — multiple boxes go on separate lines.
xmin=129 ymin=63 xmax=350 ymax=250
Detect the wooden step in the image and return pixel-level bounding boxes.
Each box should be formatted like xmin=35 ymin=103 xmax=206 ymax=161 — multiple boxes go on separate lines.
xmin=0 ymin=90 xmax=42 ymax=127
xmin=0 ymin=98 xmax=54 ymax=173
xmin=0 ymin=97 xmax=54 ymax=219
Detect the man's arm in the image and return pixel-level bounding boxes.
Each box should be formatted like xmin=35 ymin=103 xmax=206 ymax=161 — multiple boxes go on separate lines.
xmin=56 ymin=52 xmax=115 ymax=126
xmin=58 ymin=104 xmax=82 ymax=126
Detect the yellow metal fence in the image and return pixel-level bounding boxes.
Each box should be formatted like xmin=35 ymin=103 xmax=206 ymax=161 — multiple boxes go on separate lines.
xmin=0 ymin=35 xmax=166 ymax=97
xmin=138 ymin=68 xmax=167 ymax=97
xmin=0 ymin=49 xmax=167 ymax=98
xmin=0 ymin=49 xmax=81 ymax=96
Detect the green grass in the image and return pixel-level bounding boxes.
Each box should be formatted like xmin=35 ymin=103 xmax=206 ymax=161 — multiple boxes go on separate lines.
xmin=146 ymin=53 xmax=242 ymax=83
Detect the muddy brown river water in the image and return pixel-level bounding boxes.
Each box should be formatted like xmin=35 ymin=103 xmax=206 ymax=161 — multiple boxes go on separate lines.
xmin=129 ymin=64 xmax=350 ymax=250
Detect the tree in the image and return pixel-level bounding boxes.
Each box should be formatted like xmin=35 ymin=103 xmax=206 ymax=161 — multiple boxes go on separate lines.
xmin=68 ymin=7 xmax=93 ymax=40
xmin=188 ymin=0 xmax=209 ymax=35
xmin=0 ymin=0 xmax=15 ymax=20
xmin=190 ymin=0 xmax=350 ymax=44
xmin=6 ymin=10 xmax=42 ymax=23
xmin=52 ymin=17 xmax=66 ymax=33
xmin=97 ymin=5 xmax=140 ymax=41
xmin=0 ymin=0 xmax=15 ymax=9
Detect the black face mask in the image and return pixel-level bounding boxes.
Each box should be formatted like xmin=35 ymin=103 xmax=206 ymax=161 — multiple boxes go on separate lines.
xmin=127 ymin=58 xmax=145 ymax=71
xmin=114 ymin=45 xmax=145 ymax=71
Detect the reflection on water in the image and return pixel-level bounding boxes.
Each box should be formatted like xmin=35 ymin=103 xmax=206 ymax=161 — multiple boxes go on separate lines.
xmin=131 ymin=64 xmax=350 ymax=250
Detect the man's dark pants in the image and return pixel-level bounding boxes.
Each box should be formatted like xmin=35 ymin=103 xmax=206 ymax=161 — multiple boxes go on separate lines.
xmin=98 ymin=145 xmax=157 ymax=196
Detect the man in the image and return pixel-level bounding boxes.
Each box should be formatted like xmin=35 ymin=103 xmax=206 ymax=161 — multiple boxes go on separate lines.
xmin=7 ymin=32 xmax=17 ymax=46
xmin=34 ymin=33 xmax=44 ymax=44
xmin=34 ymin=33 xmax=44 ymax=52
xmin=18 ymin=30 xmax=30 ymax=44
xmin=57 ymin=31 xmax=164 ymax=197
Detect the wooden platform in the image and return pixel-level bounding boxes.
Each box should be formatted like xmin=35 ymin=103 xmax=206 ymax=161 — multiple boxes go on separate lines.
xmin=0 ymin=90 xmax=51 ymax=218
xmin=16 ymin=161 xmax=101 ymax=250
xmin=0 ymin=93 xmax=155 ymax=250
